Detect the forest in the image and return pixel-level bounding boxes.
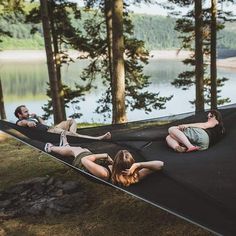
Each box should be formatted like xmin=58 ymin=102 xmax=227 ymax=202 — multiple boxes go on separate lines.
xmin=1 ymin=11 xmax=236 ymax=50
xmin=0 ymin=0 xmax=236 ymax=124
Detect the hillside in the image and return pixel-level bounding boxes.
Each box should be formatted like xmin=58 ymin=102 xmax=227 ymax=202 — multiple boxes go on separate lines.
xmin=1 ymin=12 xmax=236 ymax=50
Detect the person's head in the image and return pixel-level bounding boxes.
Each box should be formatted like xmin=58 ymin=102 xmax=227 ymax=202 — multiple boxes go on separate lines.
xmin=111 ymin=150 xmax=139 ymax=187
xmin=208 ymin=109 xmax=223 ymax=124
xmin=14 ymin=105 xmax=29 ymax=119
xmin=208 ymin=109 xmax=225 ymax=133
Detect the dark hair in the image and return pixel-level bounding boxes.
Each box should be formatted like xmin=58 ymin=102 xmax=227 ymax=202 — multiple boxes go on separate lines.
xmin=14 ymin=105 xmax=26 ymax=118
xmin=210 ymin=109 xmax=225 ymax=134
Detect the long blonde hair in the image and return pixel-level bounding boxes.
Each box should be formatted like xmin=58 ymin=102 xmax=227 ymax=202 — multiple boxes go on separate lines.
xmin=111 ymin=150 xmax=139 ymax=187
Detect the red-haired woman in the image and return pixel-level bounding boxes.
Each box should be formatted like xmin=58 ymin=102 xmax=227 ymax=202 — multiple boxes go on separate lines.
xmin=45 ymin=133 xmax=164 ymax=187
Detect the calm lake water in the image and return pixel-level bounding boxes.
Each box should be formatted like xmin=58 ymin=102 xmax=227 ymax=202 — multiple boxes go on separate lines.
xmin=1 ymin=59 xmax=236 ymax=123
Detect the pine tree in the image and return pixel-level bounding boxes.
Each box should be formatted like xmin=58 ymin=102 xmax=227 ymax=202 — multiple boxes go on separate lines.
xmin=79 ymin=0 xmax=172 ymax=122
xmin=168 ymin=0 xmax=232 ymax=109
xmin=26 ymin=0 xmax=89 ymax=121
xmin=111 ymin=0 xmax=127 ymax=123
xmin=40 ymin=0 xmax=65 ymax=124
xmin=0 ymin=78 xmax=6 ymax=120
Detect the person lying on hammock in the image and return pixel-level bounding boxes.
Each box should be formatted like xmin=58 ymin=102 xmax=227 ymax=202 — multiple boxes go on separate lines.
xmin=14 ymin=105 xmax=111 ymax=140
xmin=166 ymin=109 xmax=225 ymax=153
xmin=44 ymin=132 xmax=164 ymax=187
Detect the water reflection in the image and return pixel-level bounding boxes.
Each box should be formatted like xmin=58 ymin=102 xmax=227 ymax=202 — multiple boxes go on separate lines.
xmin=1 ymin=62 xmax=48 ymax=97
xmin=1 ymin=59 xmax=236 ymax=123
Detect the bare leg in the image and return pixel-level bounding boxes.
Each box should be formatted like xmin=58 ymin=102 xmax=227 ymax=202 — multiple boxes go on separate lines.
xmin=50 ymin=120 xmax=111 ymax=140
xmin=168 ymin=126 xmax=196 ymax=150
xmin=68 ymin=119 xmax=77 ymax=133
xmin=50 ymin=146 xmax=75 ymax=156
xmin=74 ymin=132 xmax=111 ymax=140
xmin=166 ymin=134 xmax=180 ymax=149
xmin=96 ymin=132 xmax=111 ymax=140
xmin=166 ymin=135 xmax=187 ymax=152
xmin=61 ymin=119 xmax=111 ymax=139
xmin=50 ymin=145 xmax=88 ymax=158
xmin=52 ymin=119 xmax=77 ymax=134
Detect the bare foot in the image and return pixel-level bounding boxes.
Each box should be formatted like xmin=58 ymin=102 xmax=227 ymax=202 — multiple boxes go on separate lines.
xmin=186 ymin=146 xmax=200 ymax=152
xmin=44 ymin=143 xmax=53 ymax=153
xmin=175 ymin=145 xmax=187 ymax=153
xmin=101 ymin=132 xmax=111 ymax=140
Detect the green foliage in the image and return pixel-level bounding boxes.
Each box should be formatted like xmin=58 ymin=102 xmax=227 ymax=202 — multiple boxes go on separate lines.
xmin=0 ymin=11 xmax=43 ymax=49
xmin=74 ymin=4 xmax=172 ymax=120
xmin=24 ymin=0 xmax=90 ymax=119
xmin=170 ymin=1 xmax=232 ymax=107
xmin=1 ymin=8 xmax=236 ymax=50
xmin=132 ymin=14 xmax=182 ymax=49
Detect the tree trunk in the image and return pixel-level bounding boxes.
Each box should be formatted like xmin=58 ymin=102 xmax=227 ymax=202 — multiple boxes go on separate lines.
xmin=104 ymin=0 xmax=115 ymax=122
xmin=0 ymin=78 xmax=6 ymax=120
xmin=195 ymin=0 xmax=205 ymax=112
xmin=210 ymin=0 xmax=217 ymax=109
xmin=40 ymin=0 xmax=64 ymax=124
xmin=111 ymin=0 xmax=127 ymax=124
xmin=48 ymin=1 xmax=66 ymax=120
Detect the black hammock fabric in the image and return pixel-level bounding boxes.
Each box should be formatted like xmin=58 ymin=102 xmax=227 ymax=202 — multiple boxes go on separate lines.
xmin=1 ymin=106 xmax=236 ymax=236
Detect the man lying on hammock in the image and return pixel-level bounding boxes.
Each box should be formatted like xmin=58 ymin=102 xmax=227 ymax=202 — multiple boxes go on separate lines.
xmin=14 ymin=105 xmax=111 ymax=140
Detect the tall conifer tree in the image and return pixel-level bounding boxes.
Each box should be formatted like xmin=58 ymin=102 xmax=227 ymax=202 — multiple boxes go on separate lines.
xmin=0 ymin=78 xmax=6 ymax=120
xmin=40 ymin=0 xmax=65 ymax=124
xmin=210 ymin=0 xmax=217 ymax=109
xmin=111 ymin=0 xmax=127 ymax=123
xmin=195 ymin=0 xmax=204 ymax=112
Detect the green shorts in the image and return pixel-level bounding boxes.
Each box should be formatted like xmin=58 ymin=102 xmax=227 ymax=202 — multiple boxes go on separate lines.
xmin=72 ymin=151 xmax=93 ymax=170
xmin=183 ymin=127 xmax=209 ymax=150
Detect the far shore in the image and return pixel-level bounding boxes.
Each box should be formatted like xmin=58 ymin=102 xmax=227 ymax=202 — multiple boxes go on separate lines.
xmin=0 ymin=49 xmax=236 ymax=69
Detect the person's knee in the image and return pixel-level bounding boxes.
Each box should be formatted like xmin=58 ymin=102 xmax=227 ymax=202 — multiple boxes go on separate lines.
xmin=64 ymin=118 xmax=73 ymax=126
xmin=166 ymin=135 xmax=171 ymax=142
xmin=168 ymin=126 xmax=177 ymax=134
xmin=67 ymin=118 xmax=76 ymax=126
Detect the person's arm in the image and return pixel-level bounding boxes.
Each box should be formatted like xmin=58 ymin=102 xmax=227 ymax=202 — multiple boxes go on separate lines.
xmin=81 ymin=153 xmax=113 ymax=180
xmin=17 ymin=119 xmax=37 ymax=128
xmin=178 ymin=121 xmax=218 ymax=130
xmin=37 ymin=116 xmax=46 ymax=125
xmin=123 ymin=161 xmax=164 ymax=180
xmin=30 ymin=114 xmax=46 ymax=125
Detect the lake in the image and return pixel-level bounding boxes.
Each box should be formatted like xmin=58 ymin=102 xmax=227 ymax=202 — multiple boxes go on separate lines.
xmin=1 ymin=58 xmax=236 ymax=124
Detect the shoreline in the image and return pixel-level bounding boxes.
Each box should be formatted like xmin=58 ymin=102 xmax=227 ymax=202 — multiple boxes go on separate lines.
xmin=0 ymin=49 xmax=236 ymax=69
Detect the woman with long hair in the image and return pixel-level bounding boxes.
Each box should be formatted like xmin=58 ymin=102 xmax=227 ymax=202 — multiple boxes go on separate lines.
xmin=166 ymin=109 xmax=225 ymax=152
xmin=44 ymin=133 xmax=164 ymax=187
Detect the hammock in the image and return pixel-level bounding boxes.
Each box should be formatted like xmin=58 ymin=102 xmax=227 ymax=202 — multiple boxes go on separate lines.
xmin=1 ymin=106 xmax=236 ymax=236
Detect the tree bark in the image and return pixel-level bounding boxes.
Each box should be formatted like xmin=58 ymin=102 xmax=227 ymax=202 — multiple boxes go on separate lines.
xmin=111 ymin=0 xmax=127 ymax=124
xmin=104 ymin=0 xmax=115 ymax=122
xmin=0 ymin=78 xmax=6 ymax=120
xmin=210 ymin=0 xmax=217 ymax=109
xmin=195 ymin=0 xmax=205 ymax=112
xmin=48 ymin=1 xmax=66 ymax=120
xmin=40 ymin=0 xmax=64 ymax=124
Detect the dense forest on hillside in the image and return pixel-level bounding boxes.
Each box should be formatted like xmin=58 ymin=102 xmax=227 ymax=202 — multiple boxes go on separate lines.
xmin=1 ymin=12 xmax=236 ymax=50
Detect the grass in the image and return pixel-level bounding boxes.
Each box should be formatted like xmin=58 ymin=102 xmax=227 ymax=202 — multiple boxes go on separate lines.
xmin=0 ymin=134 xmax=213 ymax=236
